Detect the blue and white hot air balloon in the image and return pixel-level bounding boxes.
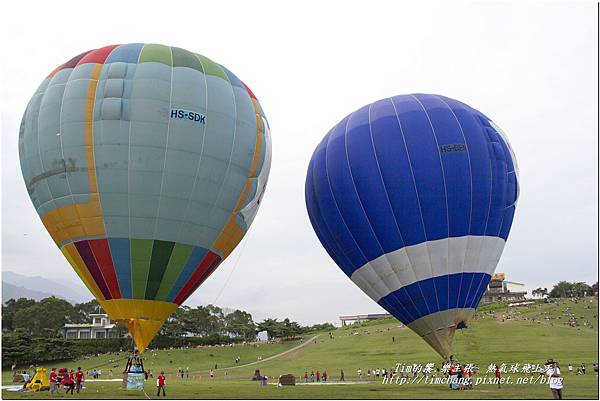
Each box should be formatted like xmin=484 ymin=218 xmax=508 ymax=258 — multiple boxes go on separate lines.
xmin=305 ymin=94 xmax=518 ymax=358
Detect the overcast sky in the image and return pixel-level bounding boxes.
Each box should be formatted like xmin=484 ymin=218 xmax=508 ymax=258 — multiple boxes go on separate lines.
xmin=1 ymin=1 xmax=597 ymax=325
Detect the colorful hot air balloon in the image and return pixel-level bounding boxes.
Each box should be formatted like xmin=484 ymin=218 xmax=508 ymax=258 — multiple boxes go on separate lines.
xmin=305 ymin=94 xmax=518 ymax=358
xmin=19 ymin=44 xmax=271 ymax=352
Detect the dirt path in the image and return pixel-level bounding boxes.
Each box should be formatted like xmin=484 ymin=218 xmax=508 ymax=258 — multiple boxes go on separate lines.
xmin=205 ymin=335 xmax=321 ymax=373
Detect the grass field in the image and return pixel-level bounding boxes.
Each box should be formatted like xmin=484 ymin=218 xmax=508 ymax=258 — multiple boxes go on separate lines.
xmin=3 ymin=298 xmax=598 ymax=399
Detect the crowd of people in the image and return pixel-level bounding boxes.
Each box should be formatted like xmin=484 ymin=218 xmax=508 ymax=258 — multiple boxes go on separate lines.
xmin=302 ymin=370 xmax=329 ymax=382
xmin=48 ymin=367 xmax=85 ymax=396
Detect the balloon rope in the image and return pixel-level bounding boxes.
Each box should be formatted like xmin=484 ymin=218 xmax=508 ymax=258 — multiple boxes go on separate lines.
xmin=212 ymin=227 xmax=253 ymax=304
xmin=81 ymin=355 xmax=129 ymax=372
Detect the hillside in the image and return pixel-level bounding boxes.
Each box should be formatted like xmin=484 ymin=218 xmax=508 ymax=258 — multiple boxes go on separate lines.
xmin=2 ymin=297 xmax=597 ymax=399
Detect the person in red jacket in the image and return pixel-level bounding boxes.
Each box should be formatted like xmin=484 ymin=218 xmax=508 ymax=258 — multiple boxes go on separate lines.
xmin=316 ymin=371 xmax=320 ymax=382
xmin=157 ymin=371 xmax=166 ymax=397
xmin=49 ymin=368 xmax=58 ymax=396
xmin=75 ymin=367 xmax=84 ymax=394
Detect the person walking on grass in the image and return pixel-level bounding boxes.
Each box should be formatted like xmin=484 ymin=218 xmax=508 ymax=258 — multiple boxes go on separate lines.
xmin=75 ymin=367 xmax=84 ymax=394
xmin=340 ymin=370 xmax=345 ymax=382
xmin=545 ymin=359 xmax=564 ymax=399
xmin=65 ymin=370 xmax=75 ymax=395
xmin=157 ymin=371 xmax=166 ymax=397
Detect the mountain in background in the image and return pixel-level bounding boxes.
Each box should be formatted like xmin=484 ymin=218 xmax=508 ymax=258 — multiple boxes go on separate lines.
xmin=1 ymin=271 xmax=269 ymax=322
xmin=2 ymin=270 xmax=92 ymax=304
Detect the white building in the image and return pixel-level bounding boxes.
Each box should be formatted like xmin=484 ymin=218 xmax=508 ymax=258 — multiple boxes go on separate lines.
xmin=481 ymin=273 xmax=527 ymax=303
xmin=339 ymin=313 xmax=392 ymax=326
xmin=62 ymin=313 xmax=119 ymax=339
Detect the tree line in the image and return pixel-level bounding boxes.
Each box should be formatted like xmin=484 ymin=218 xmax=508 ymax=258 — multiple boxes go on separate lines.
xmin=160 ymin=304 xmax=335 ymax=340
xmin=2 ymin=296 xmax=335 ymax=367
xmin=532 ymin=281 xmax=597 ymax=299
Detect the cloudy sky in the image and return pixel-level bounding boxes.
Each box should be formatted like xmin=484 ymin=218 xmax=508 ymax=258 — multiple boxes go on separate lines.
xmin=1 ymin=1 xmax=597 ymax=325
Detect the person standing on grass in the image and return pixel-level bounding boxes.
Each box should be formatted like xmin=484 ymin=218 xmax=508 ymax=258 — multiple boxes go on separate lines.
xmin=568 ymin=364 xmax=573 ymax=374
xmin=545 ymin=359 xmax=564 ymax=399
xmin=322 ymin=370 xmax=327 ymax=382
xmin=75 ymin=367 xmax=84 ymax=394
xmin=157 ymin=371 xmax=166 ymax=397
xmin=495 ymin=364 xmax=501 ymax=389
xmin=304 ymin=371 xmax=308 ymax=382
xmin=316 ymin=370 xmax=320 ymax=382
xmin=49 ymin=368 xmax=58 ymax=397
xmin=340 ymin=370 xmax=345 ymax=382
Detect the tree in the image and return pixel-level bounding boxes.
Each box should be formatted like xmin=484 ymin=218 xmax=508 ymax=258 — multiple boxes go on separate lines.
xmin=532 ymin=287 xmax=548 ymax=298
xmin=307 ymin=322 xmax=336 ymax=332
xmin=257 ymin=318 xmax=279 ymax=340
xmin=224 ymin=310 xmax=256 ymax=340
xmin=2 ymin=298 xmax=36 ymax=331
xmin=592 ymin=282 xmax=598 ymax=294
xmin=13 ymin=297 xmax=75 ymax=337
xmin=572 ymin=282 xmax=593 ymax=297
xmin=549 ymin=281 xmax=593 ymax=298
xmin=282 ymin=318 xmax=302 ymax=339
xmin=549 ymin=281 xmax=573 ymax=298
xmin=160 ymin=308 xmax=188 ymax=337
xmin=73 ymin=299 xmax=101 ymax=323
xmin=2 ymin=329 xmax=31 ymax=367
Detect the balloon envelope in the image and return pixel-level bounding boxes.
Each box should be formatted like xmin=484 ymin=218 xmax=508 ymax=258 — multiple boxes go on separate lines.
xmin=305 ymin=94 xmax=518 ymax=358
xmin=19 ymin=43 xmax=271 ymax=351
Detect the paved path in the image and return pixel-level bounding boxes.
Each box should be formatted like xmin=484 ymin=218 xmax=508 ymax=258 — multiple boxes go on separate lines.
xmin=206 ymin=335 xmax=320 ymax=372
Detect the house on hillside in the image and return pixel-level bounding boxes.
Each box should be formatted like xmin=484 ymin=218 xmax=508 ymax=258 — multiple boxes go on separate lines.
xmin=62 ymin=313 xmax=119 ymax=339
xmin=481 ymin=273 xmax=527 ymax=303
xmin=339 ymin=313 xmax=392 ymax=326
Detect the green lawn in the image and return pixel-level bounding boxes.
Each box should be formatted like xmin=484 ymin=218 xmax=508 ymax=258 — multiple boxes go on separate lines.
xmin=3 ymin=298 xmax=598 ymax=399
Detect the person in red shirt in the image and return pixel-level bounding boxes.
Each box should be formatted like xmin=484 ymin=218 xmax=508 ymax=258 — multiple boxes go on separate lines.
xmin=495 ymin=364 xmax=501 ymax=389
xmin=65 ymin=370 xmax=76 ymax=395
xmin=49 ymin=368 xmax=58 ymax=396
xmin=322 ymin=371 xmax=327 ymax=382
xmin=75 ymin=367 xmax=84 ymax=394
xmin=156 ymin=371 xmax=166 ymax=397
xmin=316 ymin=371 xmax=320 ymax=382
